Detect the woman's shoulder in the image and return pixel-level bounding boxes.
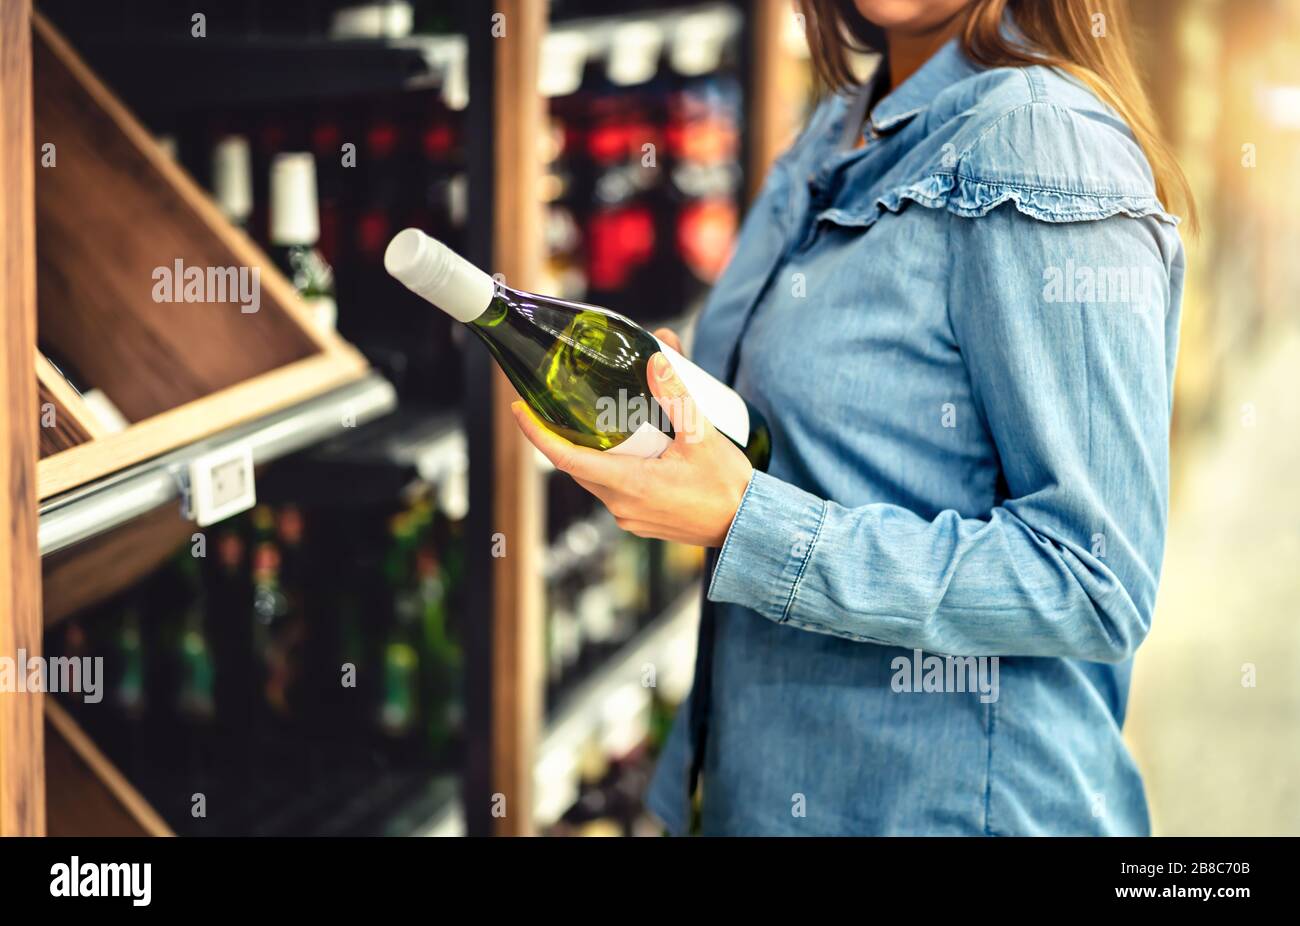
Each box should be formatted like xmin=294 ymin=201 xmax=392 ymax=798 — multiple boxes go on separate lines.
xmin=920 ymin=64 xmax=1177 ymax=225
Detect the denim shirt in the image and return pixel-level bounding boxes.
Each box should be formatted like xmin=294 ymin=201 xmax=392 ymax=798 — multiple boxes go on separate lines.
xmin=646 ymin=38 xmax=1185 ymax=835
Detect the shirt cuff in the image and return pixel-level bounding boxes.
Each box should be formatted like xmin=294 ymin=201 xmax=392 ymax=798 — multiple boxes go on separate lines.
xmin=707 ymin=469 xmax=828 ymax=625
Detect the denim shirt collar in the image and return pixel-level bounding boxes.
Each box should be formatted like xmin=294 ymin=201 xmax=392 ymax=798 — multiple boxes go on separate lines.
xmin=868 ymin=37 xmax=981 ymax=135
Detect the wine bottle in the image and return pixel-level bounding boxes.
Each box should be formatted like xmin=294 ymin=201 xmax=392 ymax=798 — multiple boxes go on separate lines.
xmin=384 ymin=229 xmax=771 ymax=469
xmin=378 ymin=512 xmax=421 ymax=746
xmin=414 ymin=546 xmax=461 ymax=752
xmin=212 ymin=135 xmax=253 ymax=230
xmin=269 ymin=152 xmax=338 ymax=332
xmin=173 ymin=552 xmax=216 ymax=724
xmin=250 ymin=541 xmax=293 ymax=720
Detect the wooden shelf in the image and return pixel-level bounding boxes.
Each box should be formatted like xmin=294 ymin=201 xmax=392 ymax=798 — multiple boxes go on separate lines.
xmin=39 ymin=373 xmax=396 ymax=557
xmin=0 ymin=0 xmax=44 ymax=838
xmin=36 ymin=350 xmax=104 ymax=457
xmin=45 ymin=33 xmax=465 ymax=112
xmin=45 ymin=700 xmax=172 ymax=837
xmin=42 ymin=500 xmax=192 ymax=627
xmin=32 ymin=12 xmax=369 ymax=501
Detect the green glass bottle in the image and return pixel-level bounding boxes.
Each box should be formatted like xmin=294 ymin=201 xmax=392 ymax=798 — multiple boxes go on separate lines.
xmin=251 ymin=542 xmax=293 ymax=720
xmin=115 ymin=606 xmax=146 ymax=719
xmin=379 ymin=513 xmax=421 ymax=741
xmin=385 ymin=228 xmax=770 ymax=468
xmin=174 ymin=553 xmax=216 ymax=723
xmin=269 ymin=153 xmax=337 ymax=332
xmin=414 ymin=547 xmax=461 ymax=752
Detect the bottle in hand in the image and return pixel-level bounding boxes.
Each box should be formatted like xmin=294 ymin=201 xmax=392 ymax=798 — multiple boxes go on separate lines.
xmin=383 ymin=228 xmax=770 ymax=469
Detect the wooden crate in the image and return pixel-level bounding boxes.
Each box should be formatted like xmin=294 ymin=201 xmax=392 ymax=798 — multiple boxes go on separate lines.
xmin=33 ymin=14 xmax=368 ymax=500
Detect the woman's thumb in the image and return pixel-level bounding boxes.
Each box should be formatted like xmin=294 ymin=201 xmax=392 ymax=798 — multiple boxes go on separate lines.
xmin=648 ymin=353 xmax=705 ymax=445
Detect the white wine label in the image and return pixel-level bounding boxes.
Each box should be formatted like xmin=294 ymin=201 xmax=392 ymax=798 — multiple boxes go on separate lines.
xmin=655 ymin=341 xmax=751 ymax=448
xmin=606 ymin=421 xmax=673 ymax=458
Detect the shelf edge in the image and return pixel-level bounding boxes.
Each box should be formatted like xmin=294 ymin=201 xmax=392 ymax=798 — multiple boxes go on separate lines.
xmin=39 ymin=372 xmax=396 ymax=556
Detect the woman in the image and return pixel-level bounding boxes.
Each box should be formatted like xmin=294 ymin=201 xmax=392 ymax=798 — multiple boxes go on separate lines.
xmin=515 ymin=0 xmax=1190 ymax=835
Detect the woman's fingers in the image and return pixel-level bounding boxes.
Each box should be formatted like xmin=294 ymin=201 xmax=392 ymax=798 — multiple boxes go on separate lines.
xmin=652 ymin=327 xmax=683 ymax=354
xmin=612 ymin=518 xmax=666 ymax=539
xmin=510 ymin=402 xmax=623 ymax=485
xmin=573 ymin=475 xmax=624 ymax=508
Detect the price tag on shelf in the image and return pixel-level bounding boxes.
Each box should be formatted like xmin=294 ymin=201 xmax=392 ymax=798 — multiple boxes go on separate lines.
xmin=187 ymin=443 xmax=256 ymax=527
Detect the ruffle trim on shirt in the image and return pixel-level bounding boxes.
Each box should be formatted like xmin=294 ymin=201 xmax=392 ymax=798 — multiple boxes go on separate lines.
xmin=817 ymin=172 xmax=1180 ymax=231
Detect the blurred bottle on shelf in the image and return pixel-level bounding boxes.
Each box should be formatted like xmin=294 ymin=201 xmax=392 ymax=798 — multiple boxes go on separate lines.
xmin=545 ymin=573 xmax=584 ymax=707
xmin=540 ymin=8 xmax=743 ymax=328
xmin=113 ymin=606 xmax=147 ymax=720
xmin=548 ymin=737 xmax=664 ymax=838
xmin=659 ymin=540 xmax=706 ymax=602
xmin=209 ymin=524 xmax=254 ymax=788
xmin=275 ymin=505 xmax=308 ymax=616
xmin=308 ymin=105 xmax=349 ymax=269
xmin=106 ymin=601 xmax=149 ymax=782
xmin=540 ymin=461 xmax=699 ymax=713
xmin=182 ymin=88 xmax=467 ymax=405
xmin=38 ymin=343 xmax=130 ymax=434
xmin=330 ymin=1 xmax=415 ymax=40
xmin=45 ymin=484 xmax=470 ymax=835
xmin=212 ymin=135 xmax=253 ymax=231
xmin=248 ymin=531 xmax=301 ymax=730
xmin=269 ymin=152 xmax=338 ymax=333
xmin=379 ymin=512 xmax=421 ymax=746
xmin=559 ymin=740 xmax=622 ymax=837
xmin=172 ymin=553 xmax=217 ymax=725
xmin=378 ymin=504 xmax=464 ymax=758
xmin=56 ymin=618 xmax=90 ymax=725
xmin=415 ymin=545 xmax=462 ymax=750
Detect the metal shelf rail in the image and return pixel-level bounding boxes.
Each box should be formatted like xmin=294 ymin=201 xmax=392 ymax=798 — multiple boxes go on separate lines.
xmin=39 ymin=373 xmax=397 ymax=556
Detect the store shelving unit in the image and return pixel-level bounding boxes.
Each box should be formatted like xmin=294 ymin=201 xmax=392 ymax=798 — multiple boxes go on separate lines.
xmin=535 ymin=588 xmax=698 ymax=828
xmin=49 ymin=34 xmax=466 ymax=112
xmin=506 ymin=0 xmax=800 ymax=837
xmin=43 ymin=699 xmax=172 ymax=837
xmin=1 ymin=5 xmax=386 ymax=836
xmin=38 ymin=373 xmax=396 ymax=636
xmin=0 ymin=0 xmax=805 ymax=838
xmin=31 ymin=15 xmax=371 ymax=502
xmin=39 ymin=374 xmax=397 ymax=558
xmin=0 ymin=0 xmax=44 ymax=838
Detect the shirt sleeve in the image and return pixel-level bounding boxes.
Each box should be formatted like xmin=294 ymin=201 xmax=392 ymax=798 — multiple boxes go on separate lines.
xmin=707 ymin=204 xmax=1177 ymax=662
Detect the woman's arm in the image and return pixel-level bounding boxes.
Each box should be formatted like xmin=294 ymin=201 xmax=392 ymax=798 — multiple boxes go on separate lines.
xmin=708 ymin=207 xmax=1176 ymax=662
xmin=514 ymin=207 xmax=1177 ymax=663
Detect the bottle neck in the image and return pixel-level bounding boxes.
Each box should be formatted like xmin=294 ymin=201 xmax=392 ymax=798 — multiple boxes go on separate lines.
xmin=271 ymin=229 xmax=318 ymax=250
xmin=384 ymin=229 xmax=496 ymax=323
xmin=470 ymin=288 xmax=509 ymax=328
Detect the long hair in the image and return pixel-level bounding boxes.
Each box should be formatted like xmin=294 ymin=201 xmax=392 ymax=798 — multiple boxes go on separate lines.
xmin=798 ymin=0 xmax=1197 ymax=231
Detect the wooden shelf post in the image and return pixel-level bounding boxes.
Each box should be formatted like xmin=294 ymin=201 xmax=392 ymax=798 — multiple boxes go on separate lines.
xmin=748 ymin=0 xmax=805 ymax=203
xmin=489 ymin=0 xmax=547 ymax=837
xmin=0 ymin=0 xmax=45 ymax=837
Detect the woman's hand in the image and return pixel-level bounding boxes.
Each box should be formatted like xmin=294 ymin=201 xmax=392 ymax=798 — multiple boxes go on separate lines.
xmin=511 ymin=327 xmax=754 ymax=548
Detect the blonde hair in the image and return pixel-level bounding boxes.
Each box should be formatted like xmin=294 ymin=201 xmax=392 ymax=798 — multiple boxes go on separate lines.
xmin=798 ymin=0 xmax=1197 ymax=232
